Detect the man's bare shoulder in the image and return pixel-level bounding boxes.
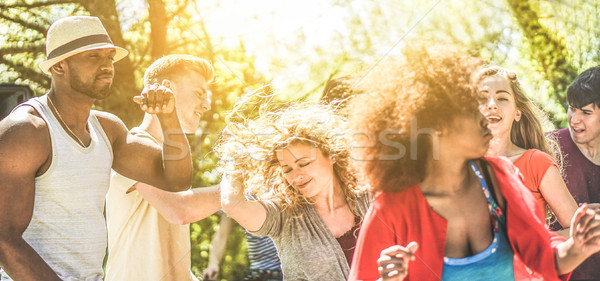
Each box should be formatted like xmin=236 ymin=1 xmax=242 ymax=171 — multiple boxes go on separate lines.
xmin=92 ymin=110 xmax=128 ymax=140
xmin=0 ymin=105 xmax=49 ymax=142
xmin=0 ymin=105 xmax=51 ymax=167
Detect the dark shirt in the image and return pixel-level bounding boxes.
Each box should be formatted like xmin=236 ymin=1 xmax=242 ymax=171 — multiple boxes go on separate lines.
xmin=555 ymin=128 xmax=600 ymax=280
xmin=335 ymin=217 xmax=361 ymax=266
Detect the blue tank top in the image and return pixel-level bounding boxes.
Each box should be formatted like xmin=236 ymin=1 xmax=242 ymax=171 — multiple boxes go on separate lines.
xmin=441 ymin=161 xmax=515 ymax=281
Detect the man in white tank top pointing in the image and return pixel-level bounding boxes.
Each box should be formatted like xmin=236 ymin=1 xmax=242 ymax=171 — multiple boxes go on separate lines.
xmin=0 ymin=16 xmax=193 ymax=280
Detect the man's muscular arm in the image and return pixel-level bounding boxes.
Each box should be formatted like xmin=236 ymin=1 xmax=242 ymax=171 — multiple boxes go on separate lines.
xmin=101 ymin=82 xmax=192 ymax=192
xmin=0 ymin=108 xmax=62 ymax=280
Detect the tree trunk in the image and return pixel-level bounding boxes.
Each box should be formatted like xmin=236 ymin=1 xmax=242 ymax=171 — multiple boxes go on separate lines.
xmin=506 ymin=0 xmax=577 ymax=114
xmin=148 ymin=0 xmax=168 ymax=60
xmin=80 ymin=0 xmax=141 ymax=126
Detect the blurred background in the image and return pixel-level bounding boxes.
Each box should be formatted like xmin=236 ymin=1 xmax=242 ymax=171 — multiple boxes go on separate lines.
xmin=1 ymin=0 xmax=599 ymax=279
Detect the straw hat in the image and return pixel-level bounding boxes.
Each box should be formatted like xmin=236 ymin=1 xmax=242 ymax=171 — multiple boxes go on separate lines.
xmin=39 ymin=16 xmax=128 ymax=75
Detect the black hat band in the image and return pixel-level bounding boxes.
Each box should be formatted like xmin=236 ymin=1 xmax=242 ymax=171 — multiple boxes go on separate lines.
xmin=47 ymin=34 xmax=113 ymax=60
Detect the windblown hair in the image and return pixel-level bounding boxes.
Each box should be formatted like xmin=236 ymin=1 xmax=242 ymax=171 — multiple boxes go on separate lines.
xmin=144 ymin=54 xmax=215 ymax=84
xmin=473 ymin=66 xmax=562 ymax=167
xmin=346 ymin=43 xmax=484 ymax=193
xmin=216 ymin=98 xmax=365 ymax=213
xmin=567 ymin=66 xmax=600 ymax=109
xmin=320 ymin=75 xmax=359 ymax=110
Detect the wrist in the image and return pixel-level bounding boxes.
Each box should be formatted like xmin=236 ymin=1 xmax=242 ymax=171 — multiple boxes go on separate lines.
xmin=157 ymin=111 xmax=180 ymax=127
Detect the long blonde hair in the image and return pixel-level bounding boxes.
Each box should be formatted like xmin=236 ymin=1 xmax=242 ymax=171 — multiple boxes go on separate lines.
xmin=216 ymin=94 xmax=365 ymax=214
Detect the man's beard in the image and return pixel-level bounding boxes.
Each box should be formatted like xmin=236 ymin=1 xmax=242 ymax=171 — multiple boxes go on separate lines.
xmin=68 ymin=65 xmax=112 ymax=99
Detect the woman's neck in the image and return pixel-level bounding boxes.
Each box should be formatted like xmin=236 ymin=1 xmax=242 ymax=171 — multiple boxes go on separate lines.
xmin=487 ymin=134 xmax=525 ymax=160
xmin=313 ymin=178 xmax=347 ymax=215
xmin=420 ymin=156 xmax=476 ymax=196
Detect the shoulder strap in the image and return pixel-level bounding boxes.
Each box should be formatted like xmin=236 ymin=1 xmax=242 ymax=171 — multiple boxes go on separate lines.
xmin=478 ymin=159 xmax=506 ymax=211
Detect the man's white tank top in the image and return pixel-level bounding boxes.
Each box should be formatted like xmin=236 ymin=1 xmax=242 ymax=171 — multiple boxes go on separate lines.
xmin=13 ymin=97 xmax=113 ymax=281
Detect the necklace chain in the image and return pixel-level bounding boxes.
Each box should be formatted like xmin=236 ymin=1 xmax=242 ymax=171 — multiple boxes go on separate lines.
xmin=47 ymin=95 xmax=86 ymax=147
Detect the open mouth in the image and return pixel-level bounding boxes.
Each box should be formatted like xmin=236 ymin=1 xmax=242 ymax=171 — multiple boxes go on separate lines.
xmin=486 ymin=115 xmax=502 ymax=125
xmin=572 ymin=127 xmax=585 ymax=134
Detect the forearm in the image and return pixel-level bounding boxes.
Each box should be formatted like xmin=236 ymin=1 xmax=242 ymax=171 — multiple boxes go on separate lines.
xmin=555 ymin=238 xmax=588 ymax=275
xmin=208 ymin=216 xmax=234 ymax=267
xmin=219 ymin=175 xmax=267 ymax=232
xmin=158 ymin=112 xmax=192 ymax=191
xmin=138 ymin=184 xmax=221 ymax=224
xmin=220 ymin=176 xmax=246 ymax=216
xmin=0 ymin=237 xmax=61 ymax=280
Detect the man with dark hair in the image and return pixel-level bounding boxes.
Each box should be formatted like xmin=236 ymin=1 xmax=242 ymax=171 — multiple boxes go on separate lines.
xmin=105 ymin=54 xmax=221 ymax=281
xmin=554 ymin=66 xmax=600 ymax=280
xmin=0 ymin=16 xmax=192 ymax=280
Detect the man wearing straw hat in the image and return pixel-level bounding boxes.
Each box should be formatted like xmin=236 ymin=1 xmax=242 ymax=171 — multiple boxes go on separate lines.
xmin=0 ymin=16 xmax=193 ymax=280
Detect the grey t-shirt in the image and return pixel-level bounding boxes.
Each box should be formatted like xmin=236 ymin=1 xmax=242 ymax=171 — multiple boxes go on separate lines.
xmin=252 ymin=192 xmax=372 ymax=281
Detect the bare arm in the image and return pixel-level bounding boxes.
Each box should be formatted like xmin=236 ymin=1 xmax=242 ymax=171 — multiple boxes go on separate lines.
xmin=220 ymin=174 xmax=267 ymax=232
xmin=98 ymin=82 xmax=191 ymax=191
xmin=0 ymin=111 xmax=61 ymax=280
xmin=539 ymin=166 xmax=578 ymax=229
xmin=134 ymin=183 xmax=221 ymax=224
xmin=202 ymin=215 xmax=235 ymax=281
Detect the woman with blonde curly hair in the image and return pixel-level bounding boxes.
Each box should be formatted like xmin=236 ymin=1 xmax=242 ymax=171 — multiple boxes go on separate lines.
xmin=218 ymin=101 xmax=370 ymax=281
xmin=474 ymin=66 xmax=577 ymax=229
xmin=347 ymin=43 xmax=600 ymax=281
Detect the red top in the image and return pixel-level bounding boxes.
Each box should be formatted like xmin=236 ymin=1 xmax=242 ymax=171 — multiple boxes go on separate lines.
xmin=513 ymin=149 xmax=558 ymax=222
xmin=348 ymin=157 xmax=570 ymax=281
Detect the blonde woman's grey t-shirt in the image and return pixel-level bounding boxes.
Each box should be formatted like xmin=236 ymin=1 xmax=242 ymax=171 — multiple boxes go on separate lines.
xmin=251 ymin=192 xmax=371 ymax=281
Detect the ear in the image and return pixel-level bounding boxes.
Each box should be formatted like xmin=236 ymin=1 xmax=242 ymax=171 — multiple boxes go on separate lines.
xmin=515 ymin=109 xmax=522 ymax=122
xmin=51 ymin=61 xmax=66 ymax=75
xmin=329 ymin=154 xmax=336 ymax=164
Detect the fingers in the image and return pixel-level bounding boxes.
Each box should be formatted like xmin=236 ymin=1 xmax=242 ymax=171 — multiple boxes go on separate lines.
xmin=133 ymin=80 xmax=175 ymax=114
xmin=406 ymin=241 xmax=419 ymax=258
xmin=587 ymin=203 xmax=600 ymax=210
xmin=380 ymin=242 xmax=418 ymax=260
xmin=147 ymin=84 xmax=157 ymax=111
xmin=202 ymin=269 xmax=218 ymax=280
xmin=583 ymin=210 xmax=600 ymax=243
xmin=377 ymin=243 xmax=418 ymax=281
xmin=571 ymin=204 xmax=589 ymax=238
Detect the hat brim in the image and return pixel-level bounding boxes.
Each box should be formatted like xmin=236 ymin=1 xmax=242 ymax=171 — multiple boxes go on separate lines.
xmin=39 ymin=43 xmax=128 ymax=75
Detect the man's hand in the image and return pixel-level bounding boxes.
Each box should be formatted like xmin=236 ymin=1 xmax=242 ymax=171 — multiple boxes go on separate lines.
xmin=133 ymin=80 xmax=175 ymax=115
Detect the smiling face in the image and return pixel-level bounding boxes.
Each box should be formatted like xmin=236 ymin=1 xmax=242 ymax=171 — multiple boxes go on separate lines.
xmin=63 ymin=48 xmax=116 ymax=99
xmin=170 ymin=70 xmax=210 ymax=134
xmin=276 ymin=142 xmax=336 ymax=199
xmin=477 ymin=75 xmax=522 ymax=139
xmin=567 ymin=103 xmax=600 ymax=147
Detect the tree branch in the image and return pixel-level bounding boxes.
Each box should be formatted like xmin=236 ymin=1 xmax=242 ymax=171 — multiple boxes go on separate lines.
xmin=166 ymin=0 xmax=190 ymax=22
xmin=0 ymin=0 xmax=74 ymax=9
xmin=0 ymin=43 xmax=46 ymax=55
xmin=0 ymin=12 xmax=47 ymax=35
xmin=0 ymin=56 xmax=50 ymax=88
